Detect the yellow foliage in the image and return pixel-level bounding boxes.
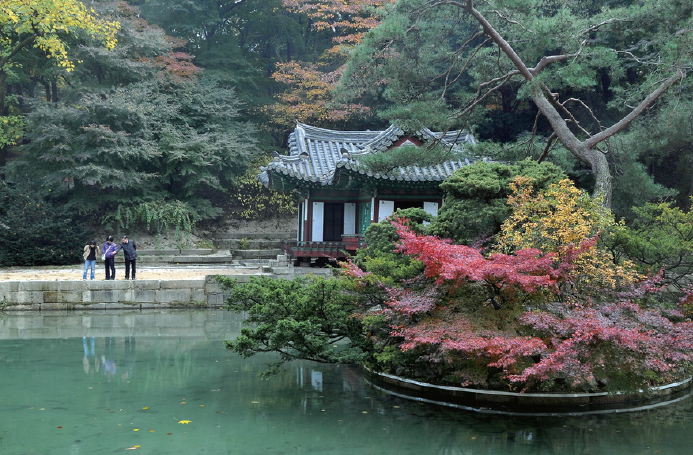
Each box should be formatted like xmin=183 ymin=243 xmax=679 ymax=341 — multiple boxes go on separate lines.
xmin=495 ymin=177 xmax=641 ymax=300
xmin=228 ymin=155 xmax=296 ymax=220
xmin=1 ymin=0 xmax=119 ymax=71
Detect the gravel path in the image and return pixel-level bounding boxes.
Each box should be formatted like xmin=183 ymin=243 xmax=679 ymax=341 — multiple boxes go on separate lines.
xmin=0 ymin=265 xmax=259 ymax=281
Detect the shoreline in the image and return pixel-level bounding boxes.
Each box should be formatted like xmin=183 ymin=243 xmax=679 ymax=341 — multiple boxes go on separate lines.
xmin=363 ymin=367 xmax=693 ymax=415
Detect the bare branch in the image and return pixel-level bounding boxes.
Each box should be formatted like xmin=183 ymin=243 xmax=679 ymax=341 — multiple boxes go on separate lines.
xmin=440 ymin=31 xmax=488 ymax=99
xmin=562 ymin=97 xmax=604 ymax=133
xmin=529 ymin=48 xmax=584 ymax=76
xmin=578 ymin=18 xmax=630 ymax=36
xmin=538 ymin=133 xmax=557 ymax=163
xmin=586 ymin=68 xmax=687 ymax=147
xmin=527 ymin=110 xmax=541 ymax=155
xmin=453 ymin=71 xmax=520 ymax=120
xmin=478 ymin=70 xmax=523 ymax=90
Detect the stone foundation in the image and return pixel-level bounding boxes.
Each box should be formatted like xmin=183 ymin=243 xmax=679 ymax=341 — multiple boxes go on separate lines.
xmin=363 ymin=367 xmax=693 ymax=415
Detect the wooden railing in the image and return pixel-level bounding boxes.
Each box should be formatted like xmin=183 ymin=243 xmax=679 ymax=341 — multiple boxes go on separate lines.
xmin=282 ymin=235 xmax=365 ymax=259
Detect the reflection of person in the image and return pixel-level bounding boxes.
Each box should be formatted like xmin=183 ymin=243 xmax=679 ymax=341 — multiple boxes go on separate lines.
xmin=118 ymin=236 xmax=137 ymax=280
xmin=82 ymin=240 xmax=100 ymax=280
xmin=101 ymin=355 xmax=117 ymax=377
xmin=102 ymin=236 xmax=118 ymax=280
xmin=102 ymin=336 xmax=117 ymax=379
xmin=82 ymin=336 xmax=99 ymax=374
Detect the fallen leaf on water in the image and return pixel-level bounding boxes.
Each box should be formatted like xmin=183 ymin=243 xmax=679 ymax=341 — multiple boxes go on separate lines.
xmin=133 ymin=429 xmax=139 ymax=432
xmin=167 ymin=433 xmax=173 ymax=436
xmin=142 ymin=407 xmax=149 ymax=410
xmin=125 ymin=445 xmax=140 ymax=450
xmin=178 ymin=420 xmax=191 ymax=424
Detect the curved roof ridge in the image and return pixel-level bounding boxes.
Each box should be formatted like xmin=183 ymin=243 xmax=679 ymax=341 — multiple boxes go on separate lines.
xmin=260 ymin=123 xmax=479 ymax=189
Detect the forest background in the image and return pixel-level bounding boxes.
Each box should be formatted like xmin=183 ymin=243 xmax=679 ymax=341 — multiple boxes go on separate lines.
xmin=1 ymin=0 xmax=692 ymax=267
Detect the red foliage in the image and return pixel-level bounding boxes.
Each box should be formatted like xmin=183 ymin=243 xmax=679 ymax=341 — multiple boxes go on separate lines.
xmin=153 ymin=52 xmax=202 ymax=79
xmin=515 ymin=303 xmax=693 ymax=387
xmin=371 ymin=219 xmax=693 ymax=391
xmin=392 ymin=219 xmax=572 ymax=305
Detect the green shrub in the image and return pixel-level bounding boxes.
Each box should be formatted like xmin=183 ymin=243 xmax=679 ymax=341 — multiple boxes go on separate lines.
xmin=0 ymin=181 xmax=86 ymax=266
xmin=103 ymin=199 xmax=196 ymax=246
xmin=429 ymin=159 xmax=566 ymax=244
xmin=608 ymin=199 xmax=693 ymax=301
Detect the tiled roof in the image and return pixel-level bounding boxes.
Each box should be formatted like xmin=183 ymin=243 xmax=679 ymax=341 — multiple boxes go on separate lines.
xmin=259 ymin=122 xmax=478 ymax=187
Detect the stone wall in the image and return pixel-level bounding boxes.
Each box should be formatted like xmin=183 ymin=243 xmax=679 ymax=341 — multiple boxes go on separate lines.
xmin=0 ymin=275 xmax=257 ymax=310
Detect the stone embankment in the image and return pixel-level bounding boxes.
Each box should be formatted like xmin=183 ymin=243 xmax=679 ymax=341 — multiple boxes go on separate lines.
xmin=1 ymin=276 xmax=232 ymax=310
xmin=0 ymin=246 xmax=332 ymax=310
xmin=363 ymin=368 xmax=693 ymax=415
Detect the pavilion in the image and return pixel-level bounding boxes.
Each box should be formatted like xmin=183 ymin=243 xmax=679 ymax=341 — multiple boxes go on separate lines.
xmin=258 ymin=122 xmax=478 ymax=262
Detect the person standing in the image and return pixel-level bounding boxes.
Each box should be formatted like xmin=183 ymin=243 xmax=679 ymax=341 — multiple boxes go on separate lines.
xmin=118 ymin=235 xmax=137 ymax=280
xmin=82 ymin=240 xmax=100 ymax=280
xmin=102 ymin=236 xmax=118 ymax=280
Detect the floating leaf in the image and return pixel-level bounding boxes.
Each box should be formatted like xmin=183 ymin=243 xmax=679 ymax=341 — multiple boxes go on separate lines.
xmin=178 ymin=420 xmax=191 ymax=424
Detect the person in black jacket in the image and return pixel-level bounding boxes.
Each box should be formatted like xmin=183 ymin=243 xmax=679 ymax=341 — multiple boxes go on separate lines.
xmin=118 ymin=235 xmax=137 ymax=280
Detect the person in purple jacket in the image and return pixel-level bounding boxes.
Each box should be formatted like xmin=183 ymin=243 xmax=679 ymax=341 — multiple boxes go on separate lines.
xmin=102 ymin=236 xmax=119 ymax=280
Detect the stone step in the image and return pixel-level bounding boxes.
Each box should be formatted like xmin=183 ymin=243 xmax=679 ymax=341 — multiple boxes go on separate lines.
xmin=233 ymin=249 xmax=285 ymax=260
xmin=130 ymin=249 xmax=215 ymax=256
xmin=213 ymin=239 xmax=285 ymax=250
xmin=211 ymin=232 xmax=296 ymax=240
xmin=114 ymin=255 xmax=235 ymax=264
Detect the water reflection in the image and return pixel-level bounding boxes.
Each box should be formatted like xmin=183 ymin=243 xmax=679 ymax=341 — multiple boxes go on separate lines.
xmin=0 ymin=310 xmax=692 ymax=455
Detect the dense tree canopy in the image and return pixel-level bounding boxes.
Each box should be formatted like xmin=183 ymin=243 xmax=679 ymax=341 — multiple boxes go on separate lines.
xmin=339 ymin=0 xmax=693 ymax=205
xmin=2 ymin=0 xmax=693 ymax=266
xmin=0 ymin=0 xmax=118 ymax=164
xmin=2 ymin=1 xmax=259 ymax=229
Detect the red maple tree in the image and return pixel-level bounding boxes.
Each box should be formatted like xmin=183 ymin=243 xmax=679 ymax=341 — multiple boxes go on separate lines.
xmin=358 ymin=219 xmax=693 ymax=392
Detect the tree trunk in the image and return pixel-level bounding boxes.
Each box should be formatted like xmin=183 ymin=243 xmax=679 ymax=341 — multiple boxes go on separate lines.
xmin=440 ymin=0 xmax=687 ymax=207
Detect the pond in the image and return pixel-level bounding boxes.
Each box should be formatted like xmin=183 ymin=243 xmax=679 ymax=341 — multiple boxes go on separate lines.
xmin=1 ymin=309 xmax=693 ymax=455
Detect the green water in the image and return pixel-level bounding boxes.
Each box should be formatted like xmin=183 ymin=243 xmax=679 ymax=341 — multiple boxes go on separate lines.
xmin=1 ymin=310 xmax=693 ymax=455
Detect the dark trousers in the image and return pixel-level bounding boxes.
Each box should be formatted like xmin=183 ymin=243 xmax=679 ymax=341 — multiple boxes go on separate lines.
xmin=125 ymin=258 xmax=136 ymax=279
xmin=104 ymin=257 xmax=115 ymax=280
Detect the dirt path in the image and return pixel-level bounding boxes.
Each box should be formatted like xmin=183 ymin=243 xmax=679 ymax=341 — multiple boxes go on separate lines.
xmin=0 ymin=265 xmax=258 ymax=281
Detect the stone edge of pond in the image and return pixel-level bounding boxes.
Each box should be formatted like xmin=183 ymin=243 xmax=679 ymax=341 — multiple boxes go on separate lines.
xmin=362 ymin=367 xmax=693 ymax=415
xmin=0 ymin=276 xmax=250 ymax=310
